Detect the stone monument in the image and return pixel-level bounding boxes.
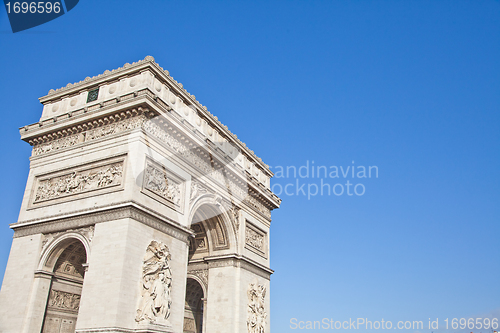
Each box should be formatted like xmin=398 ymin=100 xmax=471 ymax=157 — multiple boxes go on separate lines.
xmin=0 ymin=56 xmax=281 ymax=333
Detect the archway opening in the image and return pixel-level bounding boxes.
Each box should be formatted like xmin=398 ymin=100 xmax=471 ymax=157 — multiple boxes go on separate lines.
xmin=189 ymin=203 xmax=230 ymax=261
xmin=188 ymin=222 xmax=208 ymax=261
xmin=41 ymin=239 xmax=87 ymax=333
xmin=183 ymin=278 xmax=204 ymax=333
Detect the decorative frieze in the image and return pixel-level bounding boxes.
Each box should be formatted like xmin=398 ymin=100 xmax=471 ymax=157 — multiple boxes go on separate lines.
xmin=141 ymin=158 xmax=185 ymax=213
xmin=48 ymin=290 xmax=81 ymax=312
xmin=142 ymin=120 xmax=213 ymax=178
xmin=244 ymin=194 xmax=271 ymax=219
xmin=247 ymin=283 xmax=267 ymax=333
xmin=144 ymin=164 xmax=181 ymax=204
xmin=13 ymin=204 xmax=191 ymax=243
xmin=245 ymin=222 xmax=267 ymax=258
xmin=32 ymin=158 xmax=124 ymax=205
xmin=245 ymin=228 xmax=264 ymax=252
xmin=32 ymin=112 xmax=148 ymax=156
xmin=136 ymin=241 xmax=173 ymax=325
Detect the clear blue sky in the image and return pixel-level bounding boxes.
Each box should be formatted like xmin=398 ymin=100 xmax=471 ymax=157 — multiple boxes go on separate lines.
xmin=1 ymin=1 xmax=499 ymax=332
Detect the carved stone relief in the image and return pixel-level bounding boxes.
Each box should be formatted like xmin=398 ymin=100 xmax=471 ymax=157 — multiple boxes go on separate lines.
xmin=33 ymin=159 xmax=124 ymax=204
xmin=41 ymin=226 xmax=95 ymax=256
xmin=246 ymin=228 xmax=264 ymax=252
xmin=245 ymin=222 xmax=266 ymax=257
xmin=47 ymin=290 xmax=81 ymax=312
xmin=187 ymin=269 xmax=208 ymax=288
xmin=195 ymin=238 xmax=206 ymax=251
xmin=221 ymin=200 xmax=241 ymax=231
xmin=189 ymin=179 xmax=209 ymax=205
xmin=141 ymin=158 xmax=184 ymax=213
xmin=247 ymin=283 xmax=267 ymax=333
xmin=32 ymin=106 xmax=273 ymax=218
xmin=136 ymin=241 xmax=173 ymax=325
xmin=32 ymin=113 xmax=148 ymax=156
xmin=244 ymin=194 xmax=271 ymax=219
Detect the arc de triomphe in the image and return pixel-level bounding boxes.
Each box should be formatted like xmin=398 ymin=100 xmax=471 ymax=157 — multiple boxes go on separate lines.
xmin=0 ymin=56 xmax=281 ymax=333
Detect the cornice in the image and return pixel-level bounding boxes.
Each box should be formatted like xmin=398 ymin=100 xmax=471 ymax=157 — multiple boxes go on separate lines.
xmin=189 ymin=253 xmax=273 ymax=280
xmin=21 ymin=91 xmax=154 ymax=142
xmin=10 ymin=201 xmax=194 ymax=243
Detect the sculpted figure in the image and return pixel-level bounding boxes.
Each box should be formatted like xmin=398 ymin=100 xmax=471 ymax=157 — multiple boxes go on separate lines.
xmin=247 ymin=283 xmax=267 ymax=333
xmin=136 ymin=241 xmax=173 ymax=324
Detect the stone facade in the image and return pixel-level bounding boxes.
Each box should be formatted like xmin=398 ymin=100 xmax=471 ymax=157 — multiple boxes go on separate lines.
xmin=0 ymin=56 xmax=280 ymax=333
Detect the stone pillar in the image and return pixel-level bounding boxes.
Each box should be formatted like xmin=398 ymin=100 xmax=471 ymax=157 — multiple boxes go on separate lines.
xmin=201 ymin=298 xmax=208 ymax=333
xmin=21 ymin=271 xmax=52 ymax=333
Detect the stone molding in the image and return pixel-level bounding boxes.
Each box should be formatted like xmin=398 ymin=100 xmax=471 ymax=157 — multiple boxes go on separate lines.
xmin=202 ymin=254 xmax=273 ymax=280
xmin=30 ymin=155 xmax=125 ymax=208
xmin=244 ymin=193 xmax=272 ymax=220
xmin=29 ymin=107 xmax=150 ymax=156
xmin=12 ymin=203 xmax=192 ymax=243
xmin=245 ymin=221 xmax=267 ymax=258
xmin=141 ymin=157 xmax=185 ymax=214
xmin=27 ymin=92 xmax=280 ymax=212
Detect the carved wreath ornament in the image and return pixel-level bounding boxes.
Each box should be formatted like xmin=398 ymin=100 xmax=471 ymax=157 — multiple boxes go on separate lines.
xmin=247 ymin=283 xmax=267 ymax=333
xmin=136 ymin=240 xmax=173 ymax=325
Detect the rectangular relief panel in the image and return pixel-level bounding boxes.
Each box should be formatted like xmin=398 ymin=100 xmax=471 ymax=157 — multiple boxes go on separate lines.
xmin=29 ymin=154 xmax=126 ymax=208
xmin=141 ymin=157 xmax=186 ymax=214
xmin=245 ymin=220 xmax=268 ymax=258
